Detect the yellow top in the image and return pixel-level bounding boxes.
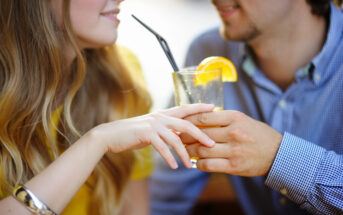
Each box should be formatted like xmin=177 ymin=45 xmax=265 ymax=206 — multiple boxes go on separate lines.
xmin=61 ymin=146 xmax=153 ymax=215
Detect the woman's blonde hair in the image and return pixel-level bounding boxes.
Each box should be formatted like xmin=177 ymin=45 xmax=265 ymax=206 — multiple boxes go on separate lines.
xmin=0 ymin=0 xmax=151 ymax=214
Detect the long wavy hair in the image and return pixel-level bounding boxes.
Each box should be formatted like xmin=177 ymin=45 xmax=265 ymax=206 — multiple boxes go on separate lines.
xmin=0 ymin=0 xmax=151 ymax=214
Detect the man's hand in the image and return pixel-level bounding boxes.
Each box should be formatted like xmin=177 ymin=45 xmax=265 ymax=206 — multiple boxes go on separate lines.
xmin=182 ymin=110 xmax=283 ymax=177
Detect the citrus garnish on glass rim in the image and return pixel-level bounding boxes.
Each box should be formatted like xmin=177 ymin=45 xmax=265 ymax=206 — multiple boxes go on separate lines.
xmin=194 ymin=56 xmax=237 ymax=86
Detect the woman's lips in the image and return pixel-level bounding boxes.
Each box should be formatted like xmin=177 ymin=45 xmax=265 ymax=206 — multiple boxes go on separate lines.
xmin=100 ymin=9 xmax=120 ymax=22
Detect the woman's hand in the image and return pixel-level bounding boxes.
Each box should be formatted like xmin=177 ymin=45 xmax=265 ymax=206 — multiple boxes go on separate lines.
xmin=0 ymin=105 xmax=215 ymax=215
xmin=90 ymin=104 xmax=216 ymax=169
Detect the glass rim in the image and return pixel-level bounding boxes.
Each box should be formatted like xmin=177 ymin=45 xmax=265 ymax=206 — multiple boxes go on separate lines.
xmin=175 ymin=66 xmax=222 ymax=74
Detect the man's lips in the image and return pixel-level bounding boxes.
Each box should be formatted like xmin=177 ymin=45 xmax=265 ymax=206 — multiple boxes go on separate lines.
xmin=216 ymin=4 xmax=240 ymax=19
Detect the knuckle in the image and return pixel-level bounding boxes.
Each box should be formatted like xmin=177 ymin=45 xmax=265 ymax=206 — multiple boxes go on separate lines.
xmin=150 ymin=112 xmax=163 ymax=120
xmin=228 ymin=127 xmax=243 ymax=140
xmin=201 ymin=161 xmax=212 ymax=171
xmin=179 ymin=120 xmax=193 ymax=133
xmin=196 ymin=113 xmax=209 ymax=124
xmin=228 ymin=159 xmax=241 ymax=170
xmin=223 ymin=160 xmax=233 ymax=174
xmin=196 ymin=147 xmax=206 ymax=156
xmin=183 ymin=120 xmax=194 ymax=129
xmin=230 ymin=111 xmax=244 ymax=122
xmin=142 ymin=122 xmax=154 ymax=133
xmin=136 ymin=129 xmax=152 ymax=143
xmin=168 ymin=135 xmax=182 ymax=146
xmin=231 ymin=145 xmax=242 ymax=157
xmin=144 ymin=115 xmax=154 ymax=124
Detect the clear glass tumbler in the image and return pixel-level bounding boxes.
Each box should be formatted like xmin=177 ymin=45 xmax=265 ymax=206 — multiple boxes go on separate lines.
xmin=172 ymin=67 xmax=223 ymax=167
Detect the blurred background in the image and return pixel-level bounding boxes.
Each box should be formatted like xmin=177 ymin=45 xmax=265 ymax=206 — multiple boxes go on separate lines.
xmin=117 ymin=0 xmax=220 ymax=111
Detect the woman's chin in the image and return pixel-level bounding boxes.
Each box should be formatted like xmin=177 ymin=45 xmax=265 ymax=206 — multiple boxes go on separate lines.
xmin=80 ymin=36 xmax=118 ymax=49
xmin=98 ymin=38 xmax=117 ymax=47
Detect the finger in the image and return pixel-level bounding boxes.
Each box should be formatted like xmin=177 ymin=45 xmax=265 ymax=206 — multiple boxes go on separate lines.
xmin=181 ymin=126 xmax=236 ymax=144
xmin=185 ymin=110 xmax=244 ymax=127
xmin=157 ymin=127 xmax=192 ymax=168
xmin=179 ymin=132 xmax=196 ymax=144
xmin=164 ymin=117 xmax=215 ymax=147
xmin=162 ymin=104 xmax=215 ymax=118
xmin=150 ymin=134 xmax=179 ymax=169
xmin=196 ymin=158 xmax=232 ymax=174
xmin=186 ymin=143 xmax=232 ymax=159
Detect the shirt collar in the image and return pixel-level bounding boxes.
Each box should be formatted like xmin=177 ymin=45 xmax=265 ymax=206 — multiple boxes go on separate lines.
xmin=311 ymin=3 xmax=343 ymax=85
xmin=242 ymin=49 xmax=283 ymax=94
xmin=242 ymin=53 xmax=256 ymax=77
xmin=241 ymin=3 xmax=343 ymax=86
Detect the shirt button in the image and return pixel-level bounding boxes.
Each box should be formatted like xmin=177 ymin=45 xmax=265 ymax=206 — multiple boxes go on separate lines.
xmin=278 ymin=99 xmax=287 ymax=109
xmin=280 ymin=188 xmax=288 ymax=195
xmin=314 ymin=73 xmax=321 ymax=82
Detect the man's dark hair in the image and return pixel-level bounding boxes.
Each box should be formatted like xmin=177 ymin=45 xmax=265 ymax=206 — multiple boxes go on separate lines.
xmin=306 ymin=0 xmax=342 ymax=16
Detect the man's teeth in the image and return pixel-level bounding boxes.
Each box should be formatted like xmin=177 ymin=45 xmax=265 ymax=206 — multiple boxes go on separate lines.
xmin=220 ymin=5 xmax=239 ymax=12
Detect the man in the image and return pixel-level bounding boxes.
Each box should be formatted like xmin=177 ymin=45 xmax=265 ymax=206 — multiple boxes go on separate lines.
xmin=150 ymin=0 xmax=343 ymax=214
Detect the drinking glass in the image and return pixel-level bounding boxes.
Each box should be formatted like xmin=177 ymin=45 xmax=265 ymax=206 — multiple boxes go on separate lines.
xmin=172 ymin=67 xmax=224 ymax=167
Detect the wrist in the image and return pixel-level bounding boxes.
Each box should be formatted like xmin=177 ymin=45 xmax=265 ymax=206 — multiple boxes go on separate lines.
xmin=265 ymin=131 xmax=283 ymax=176
xmin=83 ymin=126 xmax=108 ymax=156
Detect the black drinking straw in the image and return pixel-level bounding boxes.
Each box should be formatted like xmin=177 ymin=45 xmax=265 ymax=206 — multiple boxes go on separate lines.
xmin=132 ymin=15 xmax=194 ymax=103
xmin=131 ymin=15 xmax=179 ymax=72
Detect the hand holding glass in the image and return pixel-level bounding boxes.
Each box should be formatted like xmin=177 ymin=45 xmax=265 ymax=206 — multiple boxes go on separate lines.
xmin=172 ymin=67 xmax=224 ymax=167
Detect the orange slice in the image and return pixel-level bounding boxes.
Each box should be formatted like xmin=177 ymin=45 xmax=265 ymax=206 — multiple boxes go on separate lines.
xmin=194 ymin=56 xmax=237 ymax=85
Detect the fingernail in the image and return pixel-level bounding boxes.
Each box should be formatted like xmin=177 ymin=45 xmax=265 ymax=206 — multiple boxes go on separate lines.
xmin=172 ymin=162 xmax=179 ymax=169
xmin=206 ymin=104 xmax=215 ymax=108
xmin=208 ymin=139 xmax=215 ymax=146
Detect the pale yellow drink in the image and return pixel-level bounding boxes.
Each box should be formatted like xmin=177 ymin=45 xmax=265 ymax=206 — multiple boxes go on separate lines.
xmin=172 ymin=67 xmax=223 ymax=107
xmin=172 ymin=68 xmax=224 ymax=168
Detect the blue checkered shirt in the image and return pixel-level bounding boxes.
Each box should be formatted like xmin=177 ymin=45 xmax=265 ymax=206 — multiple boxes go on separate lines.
xmin=150 ymin=3 xmax=343 ymax=215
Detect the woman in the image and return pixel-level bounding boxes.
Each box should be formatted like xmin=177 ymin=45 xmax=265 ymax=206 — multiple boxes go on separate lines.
xmin=0 ymin=0 xmax=215 ymax=214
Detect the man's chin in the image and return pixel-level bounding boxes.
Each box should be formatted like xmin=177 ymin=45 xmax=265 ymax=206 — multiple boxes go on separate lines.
xmin=219 ymin=25 xmax=260 ymax=43
xmin=219 ymin=26 xmax=230 ymax=41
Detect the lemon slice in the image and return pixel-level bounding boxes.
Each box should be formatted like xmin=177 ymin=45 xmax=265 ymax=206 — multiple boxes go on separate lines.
xmin=195 ymin=56 xmax=237 ymax=85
